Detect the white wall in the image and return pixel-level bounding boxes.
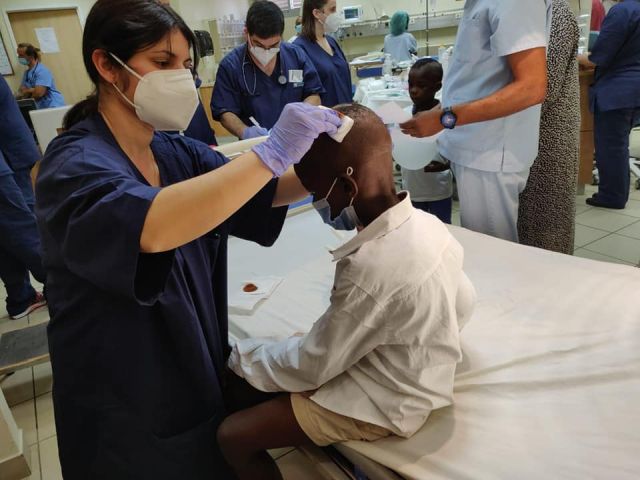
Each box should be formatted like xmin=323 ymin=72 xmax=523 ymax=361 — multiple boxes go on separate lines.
xmin=348 ymin=0 xmax=589 ymax=22
xmin=171 ymin=0 xmax=250 ymax=31
xmin=345 ymin=0 xmax=464 ymax=21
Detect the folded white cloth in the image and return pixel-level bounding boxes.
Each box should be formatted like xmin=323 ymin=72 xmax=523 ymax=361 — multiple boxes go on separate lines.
xmin=228 ymin=276 xmax=283 ymax=314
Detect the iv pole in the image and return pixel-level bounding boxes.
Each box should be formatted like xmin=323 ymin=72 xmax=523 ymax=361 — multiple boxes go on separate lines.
xmin=425 ymin=0 xmax=430 ymax=55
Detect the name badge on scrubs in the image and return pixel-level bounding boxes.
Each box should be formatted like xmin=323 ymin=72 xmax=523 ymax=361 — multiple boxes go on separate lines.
xmin=289 ymin=69 xmax=304 ymax=87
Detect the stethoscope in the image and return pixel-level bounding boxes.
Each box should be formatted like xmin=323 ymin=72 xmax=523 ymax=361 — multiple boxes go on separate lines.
xmin=241 ymin=44 xmax=287 ymax=97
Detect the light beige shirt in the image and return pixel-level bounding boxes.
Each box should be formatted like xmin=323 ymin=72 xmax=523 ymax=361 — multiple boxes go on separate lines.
xmin=229 ymin=193 xmax=476 ymax=437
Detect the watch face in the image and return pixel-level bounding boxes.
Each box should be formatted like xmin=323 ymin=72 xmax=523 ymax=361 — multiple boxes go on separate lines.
xmin=442 ymin=112 xmax=456 ymax=128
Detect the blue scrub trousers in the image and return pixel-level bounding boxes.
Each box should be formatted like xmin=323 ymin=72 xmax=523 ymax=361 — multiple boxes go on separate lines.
xmin=0 ymin=167 xmax=45 ymax=316
xmin=412 ymin=198 xmax=453 ymax=224
xmin=593 ymin=107 xmax=640 ymax=208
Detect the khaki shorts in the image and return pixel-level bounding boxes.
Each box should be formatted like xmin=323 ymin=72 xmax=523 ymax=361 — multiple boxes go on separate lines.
xmin=290 ymin=393 xmax=393 ymax=447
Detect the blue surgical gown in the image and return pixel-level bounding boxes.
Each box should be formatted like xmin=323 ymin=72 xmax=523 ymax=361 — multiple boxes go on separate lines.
xmin=35 ymin=114 xmax=287 ymax=479
xmin=293 ymin=35 xmax=353 ymax=107
xmin=211 ymin=42 xmax=324 ymax=130
xmin=20 ymin=62 xmax=65 ymax=109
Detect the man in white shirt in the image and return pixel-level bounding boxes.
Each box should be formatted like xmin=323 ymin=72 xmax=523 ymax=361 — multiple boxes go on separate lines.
xmin=400 ymin=0 xmax=551 ymax=242
xmin=217 ymin=104 xmax=476 ymax=480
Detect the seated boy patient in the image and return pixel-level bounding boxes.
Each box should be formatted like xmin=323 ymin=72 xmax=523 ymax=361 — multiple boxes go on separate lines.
xmin=218 ymin=104 xmax=476 ymax=479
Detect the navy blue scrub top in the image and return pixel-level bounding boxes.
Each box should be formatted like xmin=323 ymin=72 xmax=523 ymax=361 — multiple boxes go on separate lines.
xmin=589 ymin=0 xmax=640 ymax=112
xmin=183 ymin=100 xmax=218 ymax=146
xmin=35 ymin=114 xmax=287 ymax=480
xmin=293 ymin=35 xmax=353 ymax=107
xmin=0 ymin=76 xmax=40 ymax=172
xmin=211 ymin=42 xmax=324 ymax=130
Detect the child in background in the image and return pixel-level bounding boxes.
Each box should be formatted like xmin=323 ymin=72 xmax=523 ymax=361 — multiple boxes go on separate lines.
xmin=401 ymin=58 xmax=453 ymax=224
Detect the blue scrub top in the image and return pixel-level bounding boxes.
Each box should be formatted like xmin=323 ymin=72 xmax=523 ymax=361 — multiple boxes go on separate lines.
xmin=0 ymin=76 xmax=40 ymax=172
xmin=211 ymin=42 xmax=324 ymax=130
xmin=293 ymin=35 xmax=353 ymax=107
xmin=589 ymin=0 xmax=640 ymax=112
xmin=21 ymin=62 xmax=66 ymax=109
xmin=183 ymin=100 xmax=218 ymax=146
xmin=35 ymin=114 xmax=287 ymax=479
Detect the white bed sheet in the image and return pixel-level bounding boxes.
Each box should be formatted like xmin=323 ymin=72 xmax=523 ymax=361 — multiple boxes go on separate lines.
xmin=227 ymin=209 xmax=640 ymax=480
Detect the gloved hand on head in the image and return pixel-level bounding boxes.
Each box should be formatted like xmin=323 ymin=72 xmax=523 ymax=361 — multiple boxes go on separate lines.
xmin=252 ymin=103 xmax=342 ymax=177
xmin=242 ymin=125 xmax=269 ymax=140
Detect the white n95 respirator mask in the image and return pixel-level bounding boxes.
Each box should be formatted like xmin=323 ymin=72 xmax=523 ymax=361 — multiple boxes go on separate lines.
xmin=248 ymin=38 xmax=280 ymax=67
xmin=320 ymin=13 xmax=342 ymax=33
xmin=109 ymin=53 xmax=199 ymax=131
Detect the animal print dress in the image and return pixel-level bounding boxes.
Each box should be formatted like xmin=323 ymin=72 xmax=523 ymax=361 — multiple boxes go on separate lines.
xmin=518 ymin=0 xmax=581 ymax=255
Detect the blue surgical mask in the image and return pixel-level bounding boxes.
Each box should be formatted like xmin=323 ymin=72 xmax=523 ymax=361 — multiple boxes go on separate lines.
xmin=312 ymin=167 xmax=361 ymax=231
xmin=295 ymin=24 xmax=302 ymax=34
xmin=18 ymin=57 xmax=29 ymax=66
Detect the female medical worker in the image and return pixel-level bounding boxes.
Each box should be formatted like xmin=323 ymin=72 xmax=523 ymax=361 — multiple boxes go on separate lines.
xmin=34 ymin=1 xmax=341 ymax=479
xmin=294 ymin=0 xmax=353 ymax=107
xmin=383 ymin=11 xmax=418 ymax=64
xmin=17 ymin=43 xmax=65 ymax=109
xmin=578 ymin=0 xmax=640 ymax=210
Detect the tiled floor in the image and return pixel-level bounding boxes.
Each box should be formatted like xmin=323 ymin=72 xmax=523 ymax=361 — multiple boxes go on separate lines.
xmin=1 ymin=183 xmax=638 ymax=479
xmin=573 ymin=184 xmax=640 ymax=266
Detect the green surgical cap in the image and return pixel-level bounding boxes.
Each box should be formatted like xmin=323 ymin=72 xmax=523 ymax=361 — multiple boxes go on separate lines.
xmin=390 ymin=11 xmax=409 ymax=36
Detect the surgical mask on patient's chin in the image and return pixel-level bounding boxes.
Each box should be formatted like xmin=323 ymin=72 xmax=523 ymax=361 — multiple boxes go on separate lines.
xmin=108 ymin=52 xmax=199 ymax=131
xmin=249 ymin=38 xmax=280 ymax=66
xmin=312 ymin=167 xmax=361 ymax=231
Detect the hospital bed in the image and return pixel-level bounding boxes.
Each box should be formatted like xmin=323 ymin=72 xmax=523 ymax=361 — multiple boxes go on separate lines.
xmin=227 ymin=207 xmax=640 ymax=480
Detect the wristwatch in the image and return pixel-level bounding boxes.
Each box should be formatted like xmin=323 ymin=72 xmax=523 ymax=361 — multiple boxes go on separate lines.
xmin=440 ymin=107 xmax=458 ymax=130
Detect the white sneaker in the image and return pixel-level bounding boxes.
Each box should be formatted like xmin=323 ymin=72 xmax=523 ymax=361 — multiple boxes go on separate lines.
xmin=10 ymin=291 xmax=47 ymax=320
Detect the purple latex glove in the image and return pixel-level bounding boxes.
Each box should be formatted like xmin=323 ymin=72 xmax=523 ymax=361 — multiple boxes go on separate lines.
xmin=242 ymin=125 xmax=269 ymax=140
xmin=252 ymin=103 xmax=342 ymax=177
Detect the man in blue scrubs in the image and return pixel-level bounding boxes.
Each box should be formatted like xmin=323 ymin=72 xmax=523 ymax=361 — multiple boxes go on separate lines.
xmin=17 ymin=43 xmax=66 ymax=109
xmin=579 ymin=0 xmax=640 ymax=209
xmin=0 ymin=75 xmax=46 ymax=319
xmin=400 ymin=0 xmax=550 ymax=242
xmin=211 ymin=0 xmax=323 ymax=139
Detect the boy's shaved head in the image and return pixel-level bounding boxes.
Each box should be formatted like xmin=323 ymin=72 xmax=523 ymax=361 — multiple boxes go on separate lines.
xmin=295 ymin=104 xmax=397 ymax=223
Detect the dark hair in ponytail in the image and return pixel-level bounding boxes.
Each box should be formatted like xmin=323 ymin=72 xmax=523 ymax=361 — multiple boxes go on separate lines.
xmin=63 ymin=0 xmax=199 ymax=129
xmin=18 ymin=43 xmax=41 ymax=61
